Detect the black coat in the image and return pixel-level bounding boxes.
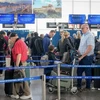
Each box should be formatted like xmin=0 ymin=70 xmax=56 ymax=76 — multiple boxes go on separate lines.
xmin=63 ymin=38 xmax=74 ymax=52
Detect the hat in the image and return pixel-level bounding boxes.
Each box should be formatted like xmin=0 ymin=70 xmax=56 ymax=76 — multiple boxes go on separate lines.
xmin=10 ymin=33 xmax=17 ymax=37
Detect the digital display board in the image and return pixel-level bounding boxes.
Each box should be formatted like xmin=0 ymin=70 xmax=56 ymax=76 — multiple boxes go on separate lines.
xmin=17 ymin=14 xmax=35 ymax=24
xmin=69 ymin=14 xmax=86 ymax=24
xmin=47 ymin=22 xmax=57 ymax=28
xmin=0 ymin=14 xmax=14 ymax=24
xmin=68 ymin=24 xmax=75 ymax=29
xmin=58 ymin=23 xmax=68 ymax=29
xmin=88 ymin=15 xmax=100 ymax=24
xmin=2 ymin=24 xmax=25 ymax=28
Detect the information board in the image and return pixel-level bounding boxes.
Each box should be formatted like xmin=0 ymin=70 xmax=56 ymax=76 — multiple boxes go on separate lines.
xmin=69 ymin=14 xmax=86 ymax=24
xmin=17 ymin=14 xmax=35 ymax=24
xmin=88 ymin=15 xmax=100 ymax=24
xmin=0 ymin=14 xmax=14 ymax=24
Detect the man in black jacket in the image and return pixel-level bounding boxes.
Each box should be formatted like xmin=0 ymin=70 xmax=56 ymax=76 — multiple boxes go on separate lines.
xmin=30 ymin=32 xmax=44 ymax=65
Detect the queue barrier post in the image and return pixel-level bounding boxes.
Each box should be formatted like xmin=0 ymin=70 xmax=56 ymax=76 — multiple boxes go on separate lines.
xmin=41 ymin=75 xmax=46 ymax=100
xmin=57 ymin=63 xmax=61 ymax=100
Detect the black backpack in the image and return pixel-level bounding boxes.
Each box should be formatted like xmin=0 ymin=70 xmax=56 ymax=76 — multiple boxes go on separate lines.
xmin=34 ymin=37 xmax=44 ymax=55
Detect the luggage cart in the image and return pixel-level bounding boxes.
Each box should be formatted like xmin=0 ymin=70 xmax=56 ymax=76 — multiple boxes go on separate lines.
xmin=47 ymin=52 xmax=79 ymax=94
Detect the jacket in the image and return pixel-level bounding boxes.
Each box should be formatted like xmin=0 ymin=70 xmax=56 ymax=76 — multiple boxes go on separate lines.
xmin=43 ymin=34 xmax=51 ymax=53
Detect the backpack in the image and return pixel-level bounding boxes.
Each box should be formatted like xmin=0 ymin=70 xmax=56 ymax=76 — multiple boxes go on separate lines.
xmin=34 ymin=37 xmax=44 ymax=55
xmin=40 ymin=55 xmax=49 ymax=66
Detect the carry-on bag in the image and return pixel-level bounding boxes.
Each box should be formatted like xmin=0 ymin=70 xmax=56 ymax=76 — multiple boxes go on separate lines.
xmin=4 ymin=70 xmax=13 ymax=96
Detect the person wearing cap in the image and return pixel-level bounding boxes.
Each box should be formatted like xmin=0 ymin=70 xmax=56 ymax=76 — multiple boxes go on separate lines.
xmin=9 ymin=33 xmax=31 ymax=99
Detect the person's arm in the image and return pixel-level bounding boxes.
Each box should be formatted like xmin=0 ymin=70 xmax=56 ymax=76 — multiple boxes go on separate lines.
xmin=67 ymin=38 xmax=74 ymax=50
xmin=3 ymin=38 xmax=8 ymax=50
xmin=15 ymin=54 xmax=21 ymax=67
xmin=79 ymin=45 xmax=92 ymax=61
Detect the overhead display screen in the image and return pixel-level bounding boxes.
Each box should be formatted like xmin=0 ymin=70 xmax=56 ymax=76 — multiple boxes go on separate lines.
xmin=47 ymin=22 xmax=57 ymax=28
xmin=17 ymin=14 xmax=35 ymax=24
xmin=88 ymin=15 xmax=100 ymax=24
xmin=0 ymin=14 xmax=14 ymax=24
xmin=69 ymin=14 xmax=86 ymax=24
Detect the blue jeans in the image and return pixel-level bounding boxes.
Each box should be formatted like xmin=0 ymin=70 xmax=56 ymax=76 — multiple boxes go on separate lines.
xmin=77 ymin=55 xmax=93 ymax=89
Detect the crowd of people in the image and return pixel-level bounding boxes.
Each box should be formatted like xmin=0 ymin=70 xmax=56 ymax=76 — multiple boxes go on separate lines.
xmin=0 ymin=23 xmax=100 ymax=99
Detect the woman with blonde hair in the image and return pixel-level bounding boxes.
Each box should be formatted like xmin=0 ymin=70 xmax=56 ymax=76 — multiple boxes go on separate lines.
xmin=75 ymin=31 xmax=81 ymax=50
xmin=77 ymin=31 xmax=81 ymax=39
xmin=63 ymin=31 xmax=74 ymax=52
xmin=57 ymin=31 xmax=65 ymax=59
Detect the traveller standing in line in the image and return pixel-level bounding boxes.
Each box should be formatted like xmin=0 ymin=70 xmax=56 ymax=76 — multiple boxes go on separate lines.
xmin=9 ymin=33 xmax=31 ymax=99
xmin=43 ymin=30 xmax=55 ymax=54
xmin=77 ymin=24 xmax=95 ymax=91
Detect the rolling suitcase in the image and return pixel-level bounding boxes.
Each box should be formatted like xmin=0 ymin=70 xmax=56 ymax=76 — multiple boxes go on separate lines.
xmin=4 ymin=70 xmax=13 ymax=96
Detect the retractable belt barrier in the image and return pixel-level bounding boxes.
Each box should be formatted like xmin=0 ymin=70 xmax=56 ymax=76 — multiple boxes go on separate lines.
xmin=0 ymin=65 xmax=57 ymax=70
xmin=0 ymin=76 xmax=41 ymax=83
xmin=46 ymin=76 xmax=100 ymax=79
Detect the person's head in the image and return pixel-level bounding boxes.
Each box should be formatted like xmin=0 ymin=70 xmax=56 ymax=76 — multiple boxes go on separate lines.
xmin=7 ymin=31 xmax=12 ymax=37
xmin=27 ymin=33 xmax=31 ymax=38
xmin=49 ymin=30 xmax=55 ymax=38
xmin=9 ymin=33 xmax=18 ymax=44
xmin=34 ymin=32 xmax=38 ymax=37
xmin=76 ymin=31 xmax=81 ymax=39
xmin=73 ymin=33 xmax=77 ymax=39
xmin=31 ymin=32 xmax=34 ymax=37
xmin=48 ymin=45 xmax=55 ymax=52
xmin=64 ymin=31 xmax=70 ymax=38
xmin=81 ymin=24 xmax=89 ymax=34
xmin=40 ymin=34 xmax=44 ymax=38
xmin=0 ymin=31 xmax=7 ymax=36
xmin=60 ymin=31 xmax=64 ymax=36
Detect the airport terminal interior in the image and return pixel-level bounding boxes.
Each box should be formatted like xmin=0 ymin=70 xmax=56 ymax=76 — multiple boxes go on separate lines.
xmin=0 ymin=0 xmax=100 ymax=100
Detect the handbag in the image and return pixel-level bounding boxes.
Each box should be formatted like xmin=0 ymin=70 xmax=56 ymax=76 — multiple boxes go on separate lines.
xmin=13 ymin=70 xmax=24 ymax=79
xmin=62 ymin=52 xmax=71 ymax=64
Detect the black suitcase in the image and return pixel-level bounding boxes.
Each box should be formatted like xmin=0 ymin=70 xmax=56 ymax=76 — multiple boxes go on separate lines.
xmin=4 ymin=70 xmax=13 ymax=95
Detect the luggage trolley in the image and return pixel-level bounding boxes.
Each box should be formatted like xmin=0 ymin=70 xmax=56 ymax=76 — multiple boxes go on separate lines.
xmin=47 ymin=51 xmax=79 ymax=94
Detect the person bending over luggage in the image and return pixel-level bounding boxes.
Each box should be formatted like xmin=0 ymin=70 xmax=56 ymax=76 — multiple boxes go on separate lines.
xmin=9 ymin=33 xmax=31 ymax=99
xmin=44 ymin=45 xmax=56 ymax=82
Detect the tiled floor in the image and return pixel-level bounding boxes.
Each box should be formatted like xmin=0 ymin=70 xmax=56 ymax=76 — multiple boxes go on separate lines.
xmin=0 ymin=68 xmax=100 ymax=100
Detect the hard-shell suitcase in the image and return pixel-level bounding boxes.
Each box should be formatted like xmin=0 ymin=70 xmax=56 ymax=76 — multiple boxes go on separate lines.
xmin=4 ymin=70 xmax=13 ymax=95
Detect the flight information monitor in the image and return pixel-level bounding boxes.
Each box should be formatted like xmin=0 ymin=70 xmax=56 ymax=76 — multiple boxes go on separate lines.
xmin=88 ymin=15 xmax=100 ymax=24
xmin=69 ymin=14 xmax=86 ymax=24
xmin=17 ymin=14 xmax=35 ymax=24
xmin=0 ymin=14 xmax=14 ymax=24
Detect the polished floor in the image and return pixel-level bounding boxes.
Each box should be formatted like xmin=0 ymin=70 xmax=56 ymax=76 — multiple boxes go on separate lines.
xmin=0 ymin=68 xmax=100 ymax=100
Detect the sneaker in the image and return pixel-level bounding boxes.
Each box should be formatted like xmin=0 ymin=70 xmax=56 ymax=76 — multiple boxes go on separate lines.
xmin=20 ymin=95 xmax=32 ymax=99
xmin=10 ymin=95 xmax=19 ymax=99
xmin=91 ymin=87 xmax=96 ymax=90
xmin=98 ymin=88 xmax=100 ymax=90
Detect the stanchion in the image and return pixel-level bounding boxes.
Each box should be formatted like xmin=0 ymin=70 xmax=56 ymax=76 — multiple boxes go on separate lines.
xmin=41 ymin=75 xmax=46 ymax=100
xmin=57 ymin=63 xmax=61 ymax=100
